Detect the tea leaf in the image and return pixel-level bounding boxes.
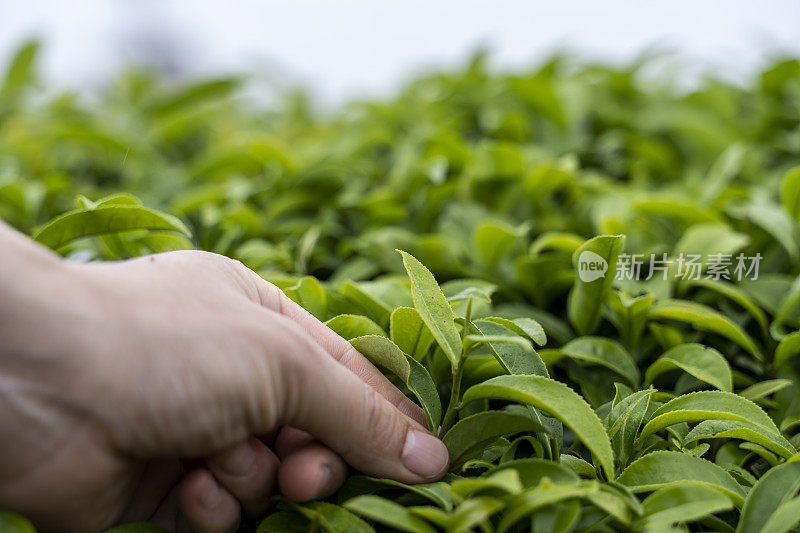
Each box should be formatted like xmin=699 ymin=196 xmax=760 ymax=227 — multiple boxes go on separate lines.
xmin=443 ymin=409 xmax=548 ymax=470
xmin=462 ymin=375 xmax=614 ymax=479
xmin=645 ymin=343 xmax=733 ymax=392
xmin=684 ymin=419 xmax=796 ymax=459
xmin=325 ymin=314 xmax=386 ymax=340
xmin=647 ymin=299 xmax=761 ymax=359
xmin=617 ymin=451 xmax=746 ymax=506
xmin=738 ymin=461 xmax=800 ymax=533
xmin=398 ymin=250 xmax=463 ymax=367
xmin=390 ymin=307 xmax=434 ymax=360
xmin=472 ymin=320 xmax=548 ymax=376
xmin=344 ymin=495 xmax=436 ymax=533
xmin=638 ymin=484 xmax=734 ymax=530
xmin=34 ymin=204 xmax=191 ymax=251
xmin=568 ymin=234 xmax=625 ymax=335
xmin=349 ymin=335 xmax=441 ymax=430
xmin=782 ymin=166 xmax=800 ymax=220
xmin=483 ymin=316 xmax=547 ymax=346
xmin=639 ymin=391 xmax=779 ymax=443
xmin=548 ymin=337 xmax=639 ymax=387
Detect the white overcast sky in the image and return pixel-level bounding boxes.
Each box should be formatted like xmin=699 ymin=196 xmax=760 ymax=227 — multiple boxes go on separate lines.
xmin=1 ymin=0 xmax=800 ymax=105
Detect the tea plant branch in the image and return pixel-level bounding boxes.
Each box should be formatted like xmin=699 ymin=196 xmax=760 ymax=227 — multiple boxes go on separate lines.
xmin=440 ymin=296 xmax=473 ymax=435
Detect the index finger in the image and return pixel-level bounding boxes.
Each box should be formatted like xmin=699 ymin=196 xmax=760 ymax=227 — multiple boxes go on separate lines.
xmin=248 ymin=272 xmax=427 ymax=427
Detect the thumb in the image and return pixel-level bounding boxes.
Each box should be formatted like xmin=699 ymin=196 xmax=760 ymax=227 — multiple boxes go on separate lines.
xmin=273 ymin=320 xmax=450 ymax=483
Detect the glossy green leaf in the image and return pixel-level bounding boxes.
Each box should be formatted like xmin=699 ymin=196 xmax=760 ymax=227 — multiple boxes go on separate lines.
xmin=645 ymin=343 xmax=733 ymax=392
xmin=550 ymin=336 xmax=639 ymax=387
xmin=0 ymin=511 xmax=36 ymax=533
xmin=647 ymin=299 xmax=761 ymax=359
xmin=398 ymin=250 xmax=463 ymax=367
xmin=684 ymin=419 xmax=796 ymax=459
xmin=472 ymin=320 xmax=548 ymax=377
xmin=738 ymin=461 xmax=800 ymax=533
xmin=344 ymin=495 xmax=436 ymax=533
xmin=483 ymin=316 xmax=547 ymax=346
xmin=284 ymin=276 xmax=327 ymax=321
xmin=639 ymin=390 xmax=779 ymax=442
xmin=325 ymin=314 xmax=386 ymax=340
xmin=443 ymin=408 xmax=548 ymax=470
xmin=638 ymin=484 xmax=734 ymax=530
xmin=782 ymin=166 xmax=800 ymax=220
xmin=290 ymin=501 xmax=374 ymax=533
xmin=462 ymin=375 xmax=614 ymax=479
xmin=568 ymin=234 xmax=625 ymax=335
xmin=774 ymin=332 xmax=800 ymax=367
xmin=617 ymin=451 xmax=746 ymax=506
xmin=390 ymin=307 xmax=434 ymax=360
xmin=34 ymin=204 xmax=191 ymax=251
xmin=349 ymin=335 xmax=441 ymax=430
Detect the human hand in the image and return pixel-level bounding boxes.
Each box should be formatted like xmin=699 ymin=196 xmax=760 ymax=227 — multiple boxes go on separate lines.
xmin=0 ymin=237 xmax=449 ymax=532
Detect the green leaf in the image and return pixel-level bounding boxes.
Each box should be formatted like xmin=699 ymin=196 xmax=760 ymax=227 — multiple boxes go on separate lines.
xmin=491 ymin=457 xmax=580 ymax=487
xmin=472 ymin=219 xmax=521 ymax=265
xmin=645 ymin=343 xmax=733 ymax=392
xmin=290 ymin=501 xmax=375 ymax=533
xmin=559 ymin=454 xmax=598 ymax=478
xmin=450 ymin=469 xmax=523 ymax=498
xmin=0 ymin=40 xmax=39 ymax=105
xmin=350 ymin=335 xmax=441 ymax=430
xmin=285 ymin=276 xmax=327 ymax=320
xmin=439 ymin=496 xmax=505 ymax=532
xmin=606 ymin=388 xmax=654 ymax=469
xmin=647 ymin=299 xmax=761 ymax=359
xmin=739 ymin=379 xmax=792 ymax=402
xmin=497 ymin=480 xmax=593 ymax=533
xmin=681 ymin=278 xmax=769 ymax=336
xmin=0 ymin=511 xmax=36 ymax=533
xmin=390 ymin=307 xmax=434 ymax=360
xmin=728 ymin=197 xmax=799 ymax=260
xmin=325 ymin=315 xmax=386 ymax=341
xmin=774 ymin=332 xmax=800 ymax=368
xmin=674 ymin=222 xmax=750 ymax=257
xmin=344 ymin=495 xmax=437 ymax=533
xmin=34 ymin=204 xmax=191 ymax=251
xmin=462 ymin=375 xmax=615 ymax=479
xmin=617 ymin=451 xmax=746 ymax=506
xmin=568 ymin=234 xmax=625 ymax=335
xmin=771 ymin=276 xmax=800 ymax=340
xmin=638 ymin=484 xmax=735 ymax=530
xmin=639 ymin=391 xmax=779 ymax=443
xmin=350 ymin=335 xmax=411 ymax=380
xmin=256 ymin=511 xmax=310 ymax=533
xmin=483 ymin=316 xmax=547 ymax=346
xmin=398 ymin=250 xmax=463 ymax=367
xmin=684 ymin=419 xmax=796 ymax=459
xmin=340 ymin=476 xmax=453 ymax=511
xmin=760 ymin=496 xmax=800 ymax=533
xmin=472 ymin=320 xmax=549 ymax=376
xmin=738 ymin=461 xmax=800 ymax=533
xmin=605 ymin=290 xmax=654 ymax=350
xmin=549 ymin=336 xmax=639 ymax=387
xmin=782 ymin=166 xmax=800 ymax=220
xmin=442 ymin=408 xmax=548 ymax=470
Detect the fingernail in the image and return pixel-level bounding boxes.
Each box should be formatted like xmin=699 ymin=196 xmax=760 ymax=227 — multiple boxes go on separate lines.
xmin=220 ymin=442 xmax=257 ymax=477
xmin=315 ymin=464 xmax=335 ymax=498
xmin=401 ymin=429 xmax=449 ymax=479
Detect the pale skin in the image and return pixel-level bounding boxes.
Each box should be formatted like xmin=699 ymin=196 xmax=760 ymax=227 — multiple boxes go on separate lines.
xmin=0 ymin=220 xmax=449 ymax=533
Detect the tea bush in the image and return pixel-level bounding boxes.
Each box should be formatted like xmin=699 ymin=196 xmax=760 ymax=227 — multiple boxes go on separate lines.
xmin=2 ymin=40 xmax=800 ymax=532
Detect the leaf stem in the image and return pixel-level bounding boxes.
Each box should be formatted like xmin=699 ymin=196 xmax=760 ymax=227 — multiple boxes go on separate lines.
xmin=440 ymin=295 xmax=473 ymax=435
xmin=440 ymin=361 xmax=463 ymax=435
